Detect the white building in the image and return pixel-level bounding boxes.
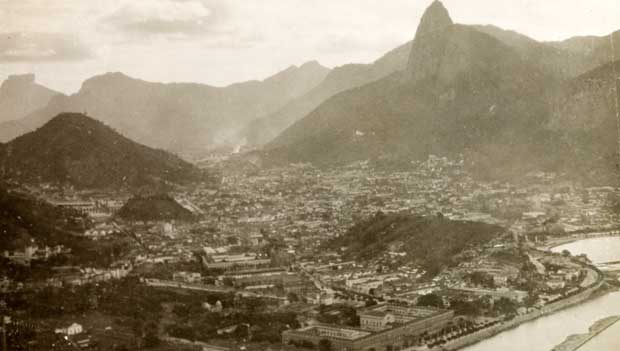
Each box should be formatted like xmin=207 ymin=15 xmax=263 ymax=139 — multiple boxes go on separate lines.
xmin=55 ymin=322 xmax=83 ymax=336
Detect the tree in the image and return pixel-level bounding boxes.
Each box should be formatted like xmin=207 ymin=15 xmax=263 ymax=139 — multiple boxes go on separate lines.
xmin=173 ymin=303 xmax=190 ymax=318
xmin=467 ymin=271 xmax=495 ymax=289
xmin=287 ymin=292 xmax=299 ymax=302
xmin=167 ymin=324 xmax=195 ymax=341
xmin=143 ymin=331 xmax=160 ymax=348
xmin=318 ymin=339 xmax=332 ymax=351
xmin=448 ymin=298 xmax=482 ymax=316
xmin=417 ymin=293 xmax=444 ymax=308
xmin=243 ymin=297 xmax=265 ymax=313
xmin=365 ymin=299 xmax=378 ymax=307
xmin=494 ymin=297 xmax=517 ymax=316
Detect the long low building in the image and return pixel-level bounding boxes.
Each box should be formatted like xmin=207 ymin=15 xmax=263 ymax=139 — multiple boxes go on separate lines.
xmin=358 ymin=304 xmax=445 ymax=331
xmin=222 ymin=268 xmax=309 ymax=293
xmin=283 ymin=303 xmax=454 ymax=351
xmin=204 ymin=254 xmax=272 ymax=271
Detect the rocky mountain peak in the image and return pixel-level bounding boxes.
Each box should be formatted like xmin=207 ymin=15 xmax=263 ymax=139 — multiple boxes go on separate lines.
xmin=1 ymin=74 xmax=36 ymax=89
xmin=0 ymin=73 xmax=60 ymax=124
xmin=415 ymin=1 xmax=453 ymax=40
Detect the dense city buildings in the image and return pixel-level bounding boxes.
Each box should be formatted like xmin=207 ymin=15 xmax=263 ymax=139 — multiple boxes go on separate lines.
xmin=2 ymin=154 xmax=617 ymax=350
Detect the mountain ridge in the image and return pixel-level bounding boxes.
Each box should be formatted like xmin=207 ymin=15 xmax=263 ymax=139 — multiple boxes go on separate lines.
xmin=242 ymin=40 xmax=414 ymax=146
xmin=266 ymin=21 xmax=554 ymax=162
xmin=0 ymin=62 xmax=330 ymax=151
xmin=244 ymin=20 xmax=619 ymax=148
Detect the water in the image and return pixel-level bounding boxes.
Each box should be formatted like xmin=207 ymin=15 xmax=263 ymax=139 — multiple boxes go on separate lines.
xmin=551 ymin=237 xmax=620 ymax=264
xmin=578 ymin=319 xmax=620 ymax=351
xmin=461 ymin=237 xmax=620 ymax=351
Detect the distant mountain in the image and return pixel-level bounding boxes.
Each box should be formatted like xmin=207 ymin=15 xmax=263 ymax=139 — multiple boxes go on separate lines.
xmin=0 ymin=74 xmax=61 ymax=123
xmin=0 ymin=113 xmax=209 ymax=189
xmin=473 ymin=25 xmax=608 ymax=78
xmin=550 ymin=30 xmax=620 ymax=69
xmin=0 ymin=62 xmax=330 ymax=150
xmin=117 ymin=194 xmax=196 ymax=222
xmin=242 ymin=41 xmax=412 ymax=146
xmin=266 ymin=1 xmax=556 ymax=170
xmin=547 ymin=61 xmax=620 ymax=182
xmin=551 ymin=61 xmax=620 ymax=132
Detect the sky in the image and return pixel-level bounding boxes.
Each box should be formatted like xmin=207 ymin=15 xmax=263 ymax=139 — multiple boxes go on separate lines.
xmin=1 ymin=0 xmax=619 ymax=94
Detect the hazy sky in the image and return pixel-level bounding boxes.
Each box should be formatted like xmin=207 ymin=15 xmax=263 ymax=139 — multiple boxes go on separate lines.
xmin=1 ymin=0 xmax=619 ymax=94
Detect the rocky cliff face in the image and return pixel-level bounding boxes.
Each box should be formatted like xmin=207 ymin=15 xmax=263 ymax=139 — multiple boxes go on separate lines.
xmin=407 ymin=0 xmax=454 ymax=84
xmin=550 ymin=61 xmax=620 ymax=132
xmin=414 ymin=0 xmax=453 ymax=40
xmin=0 ymin=74 xmax=60 ymax=123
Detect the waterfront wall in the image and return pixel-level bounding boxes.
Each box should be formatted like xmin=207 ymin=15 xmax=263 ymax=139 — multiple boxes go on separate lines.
xmin=550 ymin=315 xmax=620 ymax=351
xmin=435 ymin=270 xmax=605 ymax=351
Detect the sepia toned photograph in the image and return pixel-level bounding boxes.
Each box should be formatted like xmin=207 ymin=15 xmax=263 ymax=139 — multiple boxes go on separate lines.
xmin=1 ymin=0 xmax=619 ymax=350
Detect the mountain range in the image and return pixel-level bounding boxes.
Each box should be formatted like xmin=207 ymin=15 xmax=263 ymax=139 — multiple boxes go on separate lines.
xmin=244 ymin=8 xmax=620 ymax=150
xmin=241 ymin=41 xmax=413 ymax=146
xmin=0 ymin=62 xmax=330 ymax=151
xmin=260 ymin=1 xmax=620 ymax=183
xmin=0 ymin=113 xmax=209 ymax=189
xmin=1 ymin=0 xmax=618 ymax=184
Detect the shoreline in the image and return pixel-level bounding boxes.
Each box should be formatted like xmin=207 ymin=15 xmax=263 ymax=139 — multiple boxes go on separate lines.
xmin=435 ymin=263 xmax=609 ymax=351
xmin=543 ymin=238 xmax=578 ymax=251
xmin=550 ymin=315 xmax=620 ymax=351
xmin=436 ymin=235 xmax=620 ymax=351
xmin=439 ymin=286 xmax=609 ymax=351
xmin=541 ymin=231 xmax=620 ymax=251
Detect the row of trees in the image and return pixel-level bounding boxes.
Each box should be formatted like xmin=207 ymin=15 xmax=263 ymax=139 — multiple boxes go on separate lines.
xmin=4 ymin=277 xmax=169 ymax=349
xmin=416 ymin=293 xmax=518 ymax=317
xmin=166 ymin=290 xmax=298 ymax=344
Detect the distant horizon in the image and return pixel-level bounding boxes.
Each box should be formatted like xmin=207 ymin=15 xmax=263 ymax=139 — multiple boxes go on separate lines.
xmin=2 ymin=0 xmax=620 ymax=94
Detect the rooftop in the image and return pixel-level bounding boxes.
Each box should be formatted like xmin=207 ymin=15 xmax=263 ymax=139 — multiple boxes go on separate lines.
xmin=359 ymin=303 xmax=443 ymax=320
xmin=287 ymin=325 xmax=371 ymax=341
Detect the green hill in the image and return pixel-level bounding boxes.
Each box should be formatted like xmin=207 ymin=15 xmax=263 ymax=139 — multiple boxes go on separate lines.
xmin=325 ymin=212 xmax=504 ymax=276
xmin=117 ymin=194 xmax=196 ymax=222
xmin=0 ymin=113 xmax=209 ymax=189
xmin=0 ymin=187 xmax=87 ymax=251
